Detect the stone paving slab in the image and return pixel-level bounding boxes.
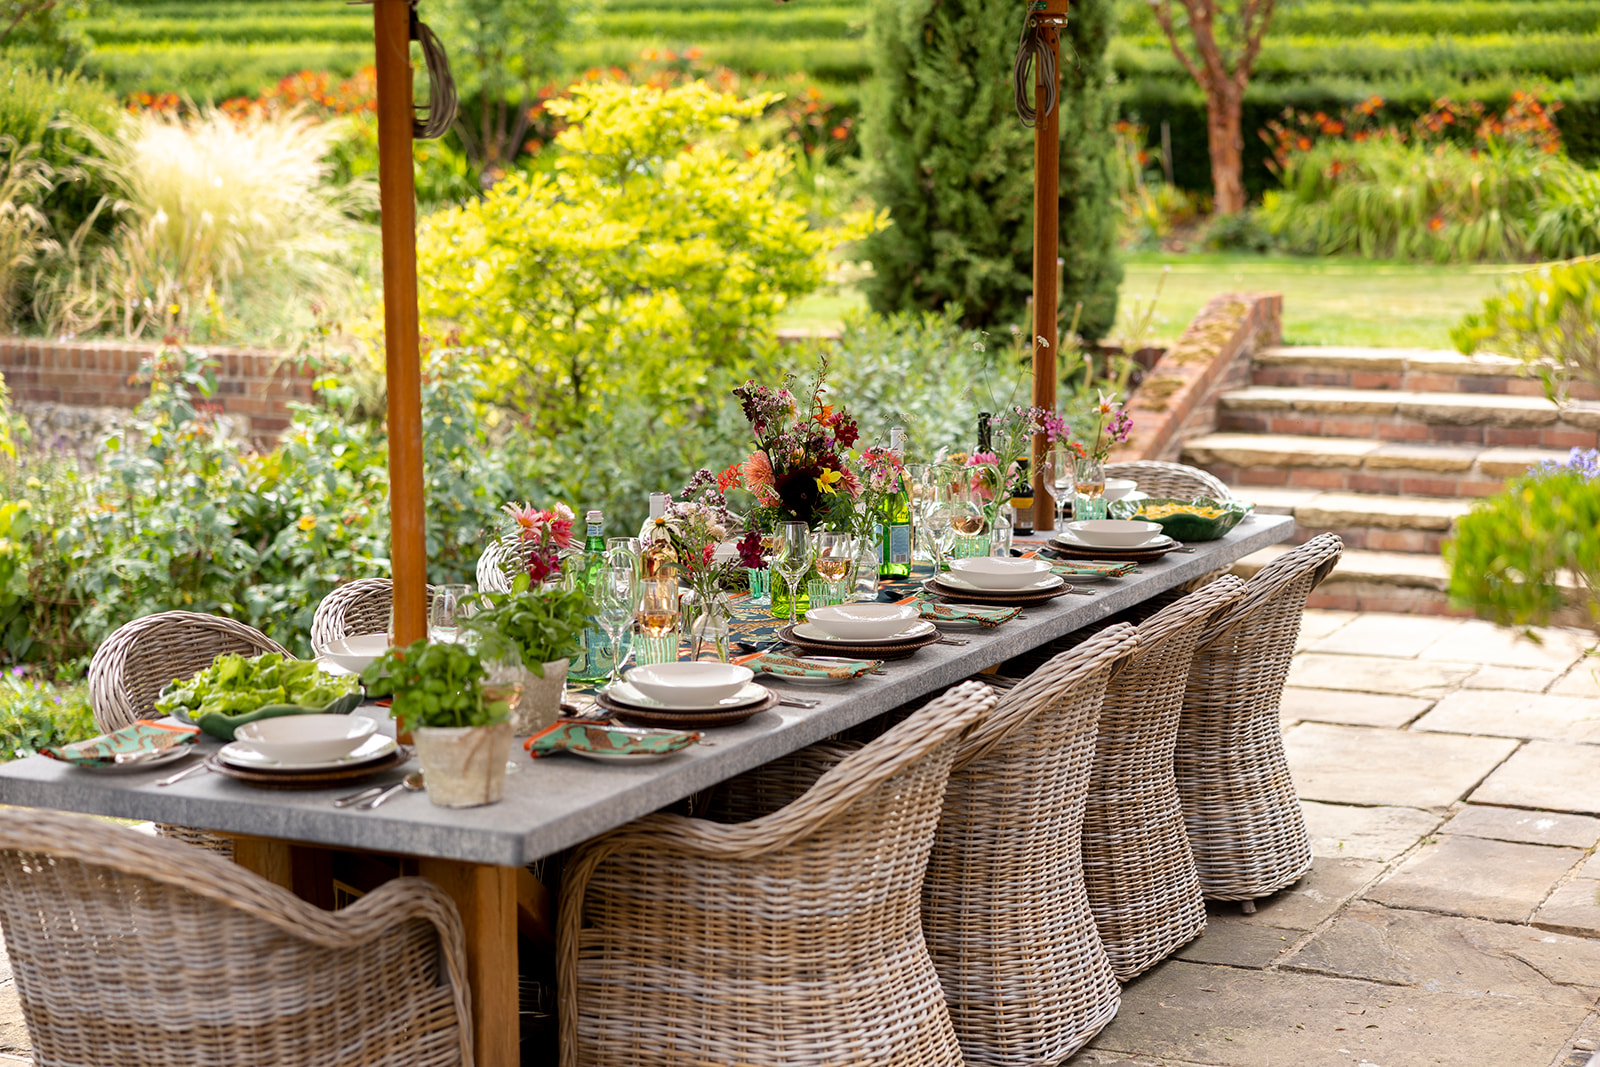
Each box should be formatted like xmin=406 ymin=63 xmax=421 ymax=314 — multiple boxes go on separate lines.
xmin=1418 ymin=618 xmax=1594 ymax=671
xmin=1414 ymin=689 xmax=1600 ymax=744
xmin=1280 ymin=687 xmax=1432 ymax=729
xmin=1284 ymin=723 xmax=1519 ymax=808
xmin=1305 ymin=613 xmax=1465 ymax=658
xmin=1553 ymin=663 xmax=1600 ymax=699
xmin=1173 ymin=920 xmax=1300 ymax=970
xmin=1295 ymin=609 xmax=1356 ymax=650
xmin=1287 ymin=653 xmax=1476 ymax=698
xmin=1537 ymin=879 xmax=1600 ymax=939
xmin=1364 ymin=834 xmax=1583 ymax=923
xmin=1286 ymin=902 xmax=1600 ymax=999
xmin=1443 ymin=805 xmax=1600 ymax=849
xmin=1085 ymin=959 xmax=1590 ymax=1067
xmin=1472 ymin=741 xmax=1600 ymax=814
xmin=1302 ymin=800 xmax=1442 ymax=862
xmin=1208 ymin=858 xmax=1383 ymax=933
xmin=1462 ymin=664 xmax=1564 ymax=692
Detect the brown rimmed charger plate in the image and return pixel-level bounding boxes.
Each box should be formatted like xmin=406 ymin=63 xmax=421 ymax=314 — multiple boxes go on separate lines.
xmin=205 ymin=746 xmax=409 ymax=790
xmin=1046 ymin=536 xmax=1181 ymax=564
xmin=921 ymin=576 xmax=1074 ymax=606
xmin=597 ymin=687 xmax=779 ymax=728
xmin=777 ymin=623 xmax=941 ymax=661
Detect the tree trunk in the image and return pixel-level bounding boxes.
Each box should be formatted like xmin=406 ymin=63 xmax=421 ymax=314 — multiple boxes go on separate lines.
xmin=1205 ymin=82 xmax=1247 ymax=215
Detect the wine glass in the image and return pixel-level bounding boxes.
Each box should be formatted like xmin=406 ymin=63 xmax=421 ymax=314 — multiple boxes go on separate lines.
xmin=772 ymin=522 xmax=812 ymax=626
xmin=429 ymin=583 xmax=472 ymax=643
xmin=948 ymin=481 xmax=990 ymax=559
xmin=814 ymin=531 xmax=854 ymax=603
xmin=594 ymin=565 xmax=640 ymax=685
xmin=638 ymin=579 xmax=680 ymax=639
xmin=606 ymin=536 xmax=641 ymax=573
xmin=922 ymin=481 xmax=954 ymax=572
xmin=1049 ymin=446 xmax=1076 ymax=526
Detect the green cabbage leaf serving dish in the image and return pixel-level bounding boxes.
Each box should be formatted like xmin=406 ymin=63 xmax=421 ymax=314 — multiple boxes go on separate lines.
xmin=155 ymin=652 xmax=364 ymax=740
xmin=1132 ymin=496 xmax=1251 ymax=542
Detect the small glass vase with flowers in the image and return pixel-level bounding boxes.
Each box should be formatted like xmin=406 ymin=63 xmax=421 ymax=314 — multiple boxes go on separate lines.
xmin=1069 ymin=392 xmax=1133 ymax=521
xmin=659 ymin=470 xmax=747 ymax=662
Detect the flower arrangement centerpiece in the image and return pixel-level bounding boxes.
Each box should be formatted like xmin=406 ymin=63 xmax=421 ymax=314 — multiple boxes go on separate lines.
xmin=1067 ymin=392 xmax=1134 ymax=520
xmin=658 ymin=470 xmax=746 ymax=660
xmin=963 ymin=406 xmax=1066 ymax=527
xmin=494 ymin=502 xmax=577 ymax=586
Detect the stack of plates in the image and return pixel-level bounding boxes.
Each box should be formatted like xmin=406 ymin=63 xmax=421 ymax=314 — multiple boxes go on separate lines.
xmin=208 ymin=734 xmax=405 ymax=789
xmin=595 ymin=680 xmax=779 ymax=729
xmin=1050 ymin=528 xmax=1182 ymax=562
xmin=924 ymin=570 xmax=1071 ymax=605
xmin=778 ymin=619 xmax=941 ymax=660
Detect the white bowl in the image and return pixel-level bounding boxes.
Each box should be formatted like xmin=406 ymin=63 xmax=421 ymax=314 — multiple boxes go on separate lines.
xmin=234 ymin=714 xmax=379 ymax=763
xmin=805 ymin=603 xmax=920 ymax=640
xmin=626 ymin=662 xmax=755 ymax=709
xmin=1067 ymin=519 xmax=1164 ymax=548
xmin=320 ymin=633 xmax=393 ymax=673
xmin=947 ymin=557 xmax=1055 ymax=590
xmin=1103 ymin=478 xmax=1138 ymax=502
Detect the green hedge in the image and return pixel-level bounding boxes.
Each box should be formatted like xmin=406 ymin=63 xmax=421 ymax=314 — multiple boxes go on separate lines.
xmin=562 ymin=37 xmax=871 ymax=84
xmin=1118 ymin=77 xmax=1600 ymax=197
xmin=596 ymin=8 xmax=864 ymax=42
xmin=83 ymin=40 xmax=372 ymax=98
xmin=1119 ymin=1 xmax=1600 ymax=39
xmin=81 ymin=14 xmax=370 ymax=46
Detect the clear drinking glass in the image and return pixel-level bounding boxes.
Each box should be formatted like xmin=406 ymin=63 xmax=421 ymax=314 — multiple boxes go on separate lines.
xmin=429 ymin=583 xmax=473 ymax=643
xmin=922 ymin=481 xmax=955 ymax=572
xmin=594 ymin=565 xmax=640 ymax=685
xmin=606 ymin=536 xmax=641 ymax=573
xmin=948 ymin=481 xmax=990 ymax=558
xmin=1074 ymin=456 xmax=1108 ymax=522
xmin=814 ymin=530 xmax=854 ymax=602
xmin=772 ymin=522 xmax=812 ymax=626
xmin=633 ymin=578 xmax=680 ymax=665
xmin=1049 ymin=446 xmax=1076 ymax=526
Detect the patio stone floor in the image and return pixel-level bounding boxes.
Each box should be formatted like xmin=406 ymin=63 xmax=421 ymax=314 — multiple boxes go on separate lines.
xmin=1073 ymin=609 xmax=1600 ymax=1067
xmin=0 ymin=610 xmax=1593 ymax=1066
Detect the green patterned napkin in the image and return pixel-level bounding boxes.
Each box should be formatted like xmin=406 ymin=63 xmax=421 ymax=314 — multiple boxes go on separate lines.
xmin=42 ymin=720 xmax=200 ymax=768
xmin=524 ymin=721 xmax=699 ymax=759
xmin=740 ymin=651 xmax=881 ymax=679
xmin=917 ymin=600 xmax=1022 ymax=628
xmin=1044 ymin=559 xmax=1137 ymax=578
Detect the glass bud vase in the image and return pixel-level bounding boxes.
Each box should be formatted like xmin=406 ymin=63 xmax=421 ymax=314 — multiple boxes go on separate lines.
xmin=690 ymin=590 xmax=732 ymax=663
xmin=1074 ymin=457 xmax=1108 ymax=521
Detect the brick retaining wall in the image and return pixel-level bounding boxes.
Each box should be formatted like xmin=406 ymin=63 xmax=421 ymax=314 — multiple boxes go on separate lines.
xmin=0 ymin=337 xmax=311 ymax=442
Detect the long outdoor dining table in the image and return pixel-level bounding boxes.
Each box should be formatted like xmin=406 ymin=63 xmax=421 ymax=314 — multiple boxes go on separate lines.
xmin=0 ymin=513 xmax=1293 ymax=1066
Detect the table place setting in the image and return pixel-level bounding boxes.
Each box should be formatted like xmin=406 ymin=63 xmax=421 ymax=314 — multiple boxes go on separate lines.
xmin=40 ymin=719 xmax=202 ymax=772
xmin=735 ymin=650 xmax=885 ymax=685
xmin=777 ymin=603 xmax=947 ymax=658
xmin=1046 ymin=519 xmax=1187 ymax=563
xmin=594 ymin=662 xmax=785 ymax=728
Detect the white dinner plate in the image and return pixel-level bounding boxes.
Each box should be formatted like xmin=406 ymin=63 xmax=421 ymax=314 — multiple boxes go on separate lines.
xmin=1053 ymin=529 xmax=1176 ymax=552
xmin=602 ymin=680 xmax=771 ymax=712
xmin=77 ymin=745 xmax=195 ymax=773
xmin=315 ymin=657 xmax=356 ymax=677
xmin=218 ymin=734 xmax=397 ymax=772
xmin=935 ymin=571 xmax=1064 ymax=594
xmin=791 ymin=619 xmax=937 ymax=645
xmin=568 ymin=748 xmax=687 ymax=764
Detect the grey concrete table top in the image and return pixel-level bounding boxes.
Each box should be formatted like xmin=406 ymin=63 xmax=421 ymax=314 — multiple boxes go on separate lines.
xmin=0 ymin=514 xmax=1292 ymax=867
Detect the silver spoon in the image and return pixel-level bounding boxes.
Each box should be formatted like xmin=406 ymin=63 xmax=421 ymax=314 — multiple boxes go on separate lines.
xmin=358 ymin=771 xmax=425 ymax=810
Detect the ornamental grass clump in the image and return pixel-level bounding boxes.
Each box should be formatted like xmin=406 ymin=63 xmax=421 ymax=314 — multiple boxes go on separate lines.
xmin=1445 ymin=449 xmax=1600 ymax=639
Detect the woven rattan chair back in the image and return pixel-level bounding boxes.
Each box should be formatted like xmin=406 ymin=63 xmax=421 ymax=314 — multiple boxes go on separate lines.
xmin=922 ymin=625 xmax=1140 ymax=1067
xmin=1176 ymin=533 xmax=1344 ymax=902
xmin=311 ymin=578 xmax=399 ymax=654
xmin=476 ymin=540 xmax=513 ymax=594
xmin=1103 ymin=460 xmax=1231 ymax=502
xmin=557 ymin=680 xmax=997 ymax=1067
xmin=0 ymin=808 xmax=473 ymax=1067
xmin=88 ymin=611 xmax=292 ymax=733
xmin=1081 ymin=575 xmax=1248 ymax=981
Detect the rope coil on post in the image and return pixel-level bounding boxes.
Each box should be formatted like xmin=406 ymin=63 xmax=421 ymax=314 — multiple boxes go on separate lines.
xmin=409 ymin=1 xmax=457 ymax=139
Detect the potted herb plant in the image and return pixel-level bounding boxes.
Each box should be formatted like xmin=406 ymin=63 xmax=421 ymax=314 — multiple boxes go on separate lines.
xmin=462 ymin=578 xmax=592 ymax=734
xmin=362 ymin=640 xmax=515 ymax=808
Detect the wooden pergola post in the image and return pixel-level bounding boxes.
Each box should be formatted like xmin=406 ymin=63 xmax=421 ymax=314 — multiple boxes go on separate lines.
xmin=1031 ymin=0 xmax=1068 ymax=532
xmin=373 ymin=0 xmax=429 ymax=647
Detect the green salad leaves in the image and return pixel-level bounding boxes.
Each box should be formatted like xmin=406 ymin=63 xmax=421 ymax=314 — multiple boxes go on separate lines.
xmin=155 ymin=652 xmax=359 ymax=721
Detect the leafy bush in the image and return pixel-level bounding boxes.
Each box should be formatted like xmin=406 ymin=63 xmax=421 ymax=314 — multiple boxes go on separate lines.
xmin=84 ymin=40 xmax=372 ymax=101
xmin=0 ymin=0 xmax=95 ymax=68
xmin=0 ymin=138 xmax=53 ymax=331
xmin=1452 ymin=256 xmax=1600 ymax=402
xmin=0 ymin=63 xmax=122 ymax=238
xmin=418 ymin=77 xmax=878 ymax=434
xmin=1445 ymin=450 xmax=1600 ymax=638
xmin=0 ymin=669 xmax=96 ymax=760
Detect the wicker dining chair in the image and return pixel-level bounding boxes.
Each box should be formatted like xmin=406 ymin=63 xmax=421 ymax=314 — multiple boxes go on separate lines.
xmin=1080 ymin=575 xmax=1247 ymax=981
xmin=557 ymin=680 xmax=997 ymax=1067
xmin=923 ymin=625 xmax=1141 ymax=1067
xmin=1175 ymin=533 xmax=1344 ymax=906
xmin=0 ymin=808 xmax=473 ymax=1067
xmin=88 ymin=610 xmax=293 ymax=733
xmin=475 ymin=540 xmax=513 ymax=594
xmin=311 ymin=577 xmax=400 ymax=653
xmin=1104 ymin=459 xmax=1232 ymax=502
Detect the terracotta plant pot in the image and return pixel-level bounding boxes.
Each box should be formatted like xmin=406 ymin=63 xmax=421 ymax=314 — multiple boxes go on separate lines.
xmin=511 ymin=659 xmax=568 ymax=736
xmin=413 ymin=721 xmax=513 ymax=808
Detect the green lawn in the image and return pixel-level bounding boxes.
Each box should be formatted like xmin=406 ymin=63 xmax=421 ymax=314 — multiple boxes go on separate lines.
xmin=781 ymin=252 xmax=1530 ymax=350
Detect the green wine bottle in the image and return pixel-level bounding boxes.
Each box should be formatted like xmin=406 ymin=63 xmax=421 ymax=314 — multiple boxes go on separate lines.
xmin=879 ymin=426 xmax=913 ymax=579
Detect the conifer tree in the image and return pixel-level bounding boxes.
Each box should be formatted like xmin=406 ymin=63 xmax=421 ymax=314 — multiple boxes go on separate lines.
xmin=861 ymin=0 xmax=1121 ymax=340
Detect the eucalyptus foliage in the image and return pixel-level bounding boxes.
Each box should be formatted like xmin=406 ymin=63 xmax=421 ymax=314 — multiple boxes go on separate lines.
xmin=1445 ymin=451 xmax=1600 ymax=638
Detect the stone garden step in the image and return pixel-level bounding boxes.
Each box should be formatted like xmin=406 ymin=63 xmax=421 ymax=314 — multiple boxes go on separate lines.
xmin=1184 ymin=432 xmax=1567 ymax=498
xmin=1234 ymin=489 xmax=1474 ymax=554
xmin=1251 ymin=345 xmax=1600 ymax=402
xmin=1231 ymin=544 xmax=1467 ymax=616
xmin=1217 ymin=386 xmax=1600 ymax=451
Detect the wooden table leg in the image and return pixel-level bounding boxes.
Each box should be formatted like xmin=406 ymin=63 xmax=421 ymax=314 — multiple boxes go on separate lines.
xmin=231 ymin=835 xmax=294 ymax=889
xmin=419 ymin=857 xmax=520 ymax=1067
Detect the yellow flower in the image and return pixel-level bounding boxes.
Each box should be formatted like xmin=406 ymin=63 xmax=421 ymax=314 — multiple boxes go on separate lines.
xmin=168 ymin=303 xmax=180 ymax=317
xmin=297 ymin=515 xmax=317 ymax=532
xmin=815 ymin=468 xmax=842 ymax=496
xmin=24 ymin=478 xmax=41 ymax=490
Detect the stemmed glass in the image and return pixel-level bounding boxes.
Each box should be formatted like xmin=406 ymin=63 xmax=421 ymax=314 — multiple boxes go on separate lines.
xmin=772 ymin=522 xmax=812 ymax=626
xmin=638 ymin=579 xmax=680 ymax=639
xmin=429 ymin=583 xmax=472 ymax=643
xmin=594 ymin=564 xmax=640 ymax=685
xmin=1048 ymin=446 xmax=1076 ymax=526
xmin=922 ymin=480 xmax=954 ymax=572
xmin=814 ymin=531 xmax=854 ymax=604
